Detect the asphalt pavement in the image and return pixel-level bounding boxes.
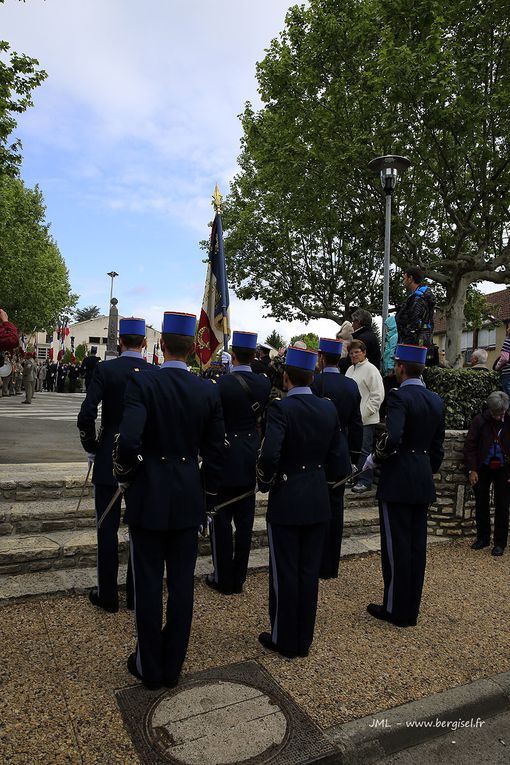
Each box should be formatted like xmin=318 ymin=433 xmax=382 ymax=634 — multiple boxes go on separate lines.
xmin=0 ymin=391 xmax=86 ymax=463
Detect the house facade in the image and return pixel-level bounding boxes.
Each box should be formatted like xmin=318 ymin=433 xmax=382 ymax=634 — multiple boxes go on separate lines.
xmin=433 ymin=288 xmax=510 ymax=366
xmin=29 ymin=316 xmax=162 ymax=363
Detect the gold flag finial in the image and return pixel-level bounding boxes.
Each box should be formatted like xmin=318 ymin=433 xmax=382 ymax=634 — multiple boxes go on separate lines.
xmin=212 ymin=183 xmax=222 ymax=214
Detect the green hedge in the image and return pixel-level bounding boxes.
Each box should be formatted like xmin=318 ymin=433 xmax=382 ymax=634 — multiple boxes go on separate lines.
xmin=423 ymin=368 xmax=500 ymax=429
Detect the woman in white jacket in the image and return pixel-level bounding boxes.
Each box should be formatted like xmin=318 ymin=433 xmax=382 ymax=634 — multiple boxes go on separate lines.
xmin=346 ymin=339 xmax=385 ymax=493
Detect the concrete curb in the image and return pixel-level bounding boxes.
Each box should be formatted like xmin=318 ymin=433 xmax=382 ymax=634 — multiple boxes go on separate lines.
xmin=325 ymin=671 xmax=510 ymax=764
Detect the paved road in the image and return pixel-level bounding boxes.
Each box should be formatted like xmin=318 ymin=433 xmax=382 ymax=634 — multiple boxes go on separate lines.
xmin=375 ymin=710 xmax=509 ymax=765
xmin=0 ymin=391 xmax=89 ymax=463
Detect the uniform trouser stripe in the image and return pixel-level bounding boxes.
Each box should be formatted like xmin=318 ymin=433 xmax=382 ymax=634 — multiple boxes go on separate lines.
xmin=129 ymin=533 xmax=143 ymax=676
xmin=381 ymin=502 xmax=395 ymax=614
xmin=209 ymin=516 xmax=218 ymax=582
xmin=267 ymin=522 xmax=279 ymax=643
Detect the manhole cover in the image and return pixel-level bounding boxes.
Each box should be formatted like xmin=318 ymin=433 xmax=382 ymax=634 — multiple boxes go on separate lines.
xmin=146 ymin=681 xmax=288 ymax=764
xmin=116 ymin=660 xmax=339 ymax=765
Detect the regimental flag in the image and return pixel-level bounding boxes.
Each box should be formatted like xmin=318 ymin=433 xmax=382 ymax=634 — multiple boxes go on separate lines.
xmin=70 ymin=336 xmax=76 ymax=364
xmin=152 ymin=343 xmax=159 ymax=366
xmin=196 ymin=203 xmax=230 ymax=369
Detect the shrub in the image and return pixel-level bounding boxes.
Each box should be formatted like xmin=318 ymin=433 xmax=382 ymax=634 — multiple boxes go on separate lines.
xmin=423 ymin=368 xmax=500 ymax=429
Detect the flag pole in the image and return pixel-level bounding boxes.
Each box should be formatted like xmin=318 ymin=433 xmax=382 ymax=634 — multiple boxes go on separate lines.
xmin=212 ymin=184 xmax=229 ymax=352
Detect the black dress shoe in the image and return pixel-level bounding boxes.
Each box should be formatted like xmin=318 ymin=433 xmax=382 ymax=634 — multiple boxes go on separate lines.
xmin=127 ymin=653 xmax=162 ymax=691
xmin=491 ymin=545 xmax=505 ymax=556
xmin=471 ymin=539 xmax=490 ymax=550
xmin=367 ymin=603 xmax=408 ymax=628
xmin=164 ymin=676 xmax=180 ymax=689
xmin=126 ymin=595 xmax=135 ymax=611
xmin=258 ymin=631 xmax=298 ymax=658
xmin=232 ymin=584 xmax=243 ymax=594
xmin=89 ymin=588 xmax=119 ymax=613
xmin=205 ymin=574 xmax=232 ymax=595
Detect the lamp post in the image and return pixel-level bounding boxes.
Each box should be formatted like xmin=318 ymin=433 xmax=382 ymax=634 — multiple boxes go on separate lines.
xmin=368 ymin=155 xmax=411 ymax=353
xmin=107 ymin=271 xmax=118 ymax=304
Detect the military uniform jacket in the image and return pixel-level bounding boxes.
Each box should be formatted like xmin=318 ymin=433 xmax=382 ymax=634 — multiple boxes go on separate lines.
xmin=376 ymin=383 xmax=445 ymax=504
xmin=77 ymin=354 xmax=151 ymax=486
xmin=257 ymin=393 xmax=346 ymax=525
xmin=114 ymin=367 xmax=225 ymax=530
xmin=312 ymin=371 xmax=363 ymax=469
xmin=218 ymin=370 xmax=272 ymax=487
xmin=81 ymin=355 xmax=100 ymax=386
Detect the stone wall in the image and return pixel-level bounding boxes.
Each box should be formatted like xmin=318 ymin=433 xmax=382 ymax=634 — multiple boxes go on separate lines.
xmin=428 ymin=430 xmax=476 ymax=537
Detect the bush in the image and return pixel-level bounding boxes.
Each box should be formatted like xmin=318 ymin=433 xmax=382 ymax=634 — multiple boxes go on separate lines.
xmin=423 ymin=368 xmax=500 ymax=429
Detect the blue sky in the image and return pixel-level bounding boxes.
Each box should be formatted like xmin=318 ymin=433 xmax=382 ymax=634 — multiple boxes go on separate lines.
xmin=2 ymin=0 xmax=342 ymax=342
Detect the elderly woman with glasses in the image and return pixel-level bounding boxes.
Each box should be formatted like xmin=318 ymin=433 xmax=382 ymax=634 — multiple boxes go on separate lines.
xmin=464 ymin=390 xmax=510 ymax=557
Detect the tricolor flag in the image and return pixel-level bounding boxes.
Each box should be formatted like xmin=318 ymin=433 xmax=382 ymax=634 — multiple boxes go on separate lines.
xmin=70 ymin=336 xmax=76 ymax=364
xmin=152 ymin=343 xmax=159 ymax=366
xmin=48 ymin=335 xmax=54 ymax=361
xmin=196 ymin=188 xmax=230 ymax=369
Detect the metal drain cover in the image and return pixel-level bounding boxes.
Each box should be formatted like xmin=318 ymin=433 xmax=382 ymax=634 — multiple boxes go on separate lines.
xmin=116 ymin=660 xmax=339 ymax=765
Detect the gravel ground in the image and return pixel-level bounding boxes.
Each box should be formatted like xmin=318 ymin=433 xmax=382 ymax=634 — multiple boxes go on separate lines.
xmin=0 ymin=539 xmax=509 ymax=764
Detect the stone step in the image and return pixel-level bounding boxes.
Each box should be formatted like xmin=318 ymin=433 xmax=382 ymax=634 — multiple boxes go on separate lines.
xmin=0 ymin=498 xmax=97 ymax=535
xmin=0 ymin=502 xmax=382 ymax=576
xmin=0 ymin=517 xmax=269 ymax=576
xmin=0 ymin=464 xmax=377 ymax=506
xmin=0 ymin=493 xmax=379 ymax=538
xmin=0 ymin=535 xmax=450 ymax=604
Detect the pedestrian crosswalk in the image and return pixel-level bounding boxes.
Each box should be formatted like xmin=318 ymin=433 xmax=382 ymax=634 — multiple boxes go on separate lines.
xmin=0 ymin=392 xmax=94 ymax=421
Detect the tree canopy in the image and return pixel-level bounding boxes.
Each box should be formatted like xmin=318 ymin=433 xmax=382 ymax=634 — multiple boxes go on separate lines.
xmin=74 ymin=305 xmax=101 ymax=323
xmin=0 ymin=176 xmax=76 ymax=332
xmin=224 ymin=0 xmax=510 ymax=365
xmin=0 ymin=35 xmax=47 ymax=175
xmin=290 ymin=332 xmax=319 ymax=350
xmin=265 ymin=329 xmax=286 ymax=349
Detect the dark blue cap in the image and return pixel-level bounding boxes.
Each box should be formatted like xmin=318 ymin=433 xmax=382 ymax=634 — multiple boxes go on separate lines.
xmin=232 ymin=331 xmax=257 ymax=349
xmin=285 ymin=346 xmax=318 ymax=371
xmin=119 ymin=317 xmax=146 ymax=336
xmin=395 ymin=344 xmax=427 ymax=364
xmin=162 ymin=312 xmax=196 ymax=336
xmin=319 ymin=337 xmax=343 ymax=355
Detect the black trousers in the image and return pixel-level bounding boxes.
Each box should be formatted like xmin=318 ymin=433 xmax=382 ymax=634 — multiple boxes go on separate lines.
xmin=129 ymin=525 xmax=198 ymax=686
xmin=473 ymin=465 xmax=510 ymax=548
xmin=209 ymin=485 xmax=255 ymax=591
xmin=320 ymin=485 xmax=345 ymax=579
xmin=268 ymin=521 xmax=327 ymax=656
xmin=94 ymin=484 xmax=133 ymax=607
xmin=379 ymin=501 xmax=428 ymax=622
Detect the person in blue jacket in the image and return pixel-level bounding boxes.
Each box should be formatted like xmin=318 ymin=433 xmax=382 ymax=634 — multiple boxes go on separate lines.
xmin=312 ymin=337 xmax=363 ymax=578
xmin=113 ymin=311 xmax=224 ymax=690
xmin=206 ymin=330 xmax=272 ymax=595
xmin=77 ymin=317 xmax=151 ymax=613
xmin=365 ymin=344 xmax=445 ymax=628
xmin=257 ymin=345 xmax=345 ymax=658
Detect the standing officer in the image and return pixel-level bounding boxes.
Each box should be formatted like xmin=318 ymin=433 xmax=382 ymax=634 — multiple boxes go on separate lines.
xmin=113 ymin=311 xmax=224 ymax=690
xmin=366 ymin=344 xmax=444 ymax=628
xmin=77 ymin=317 xmax=150 ymax=613
xmin=312 ymin=337 xmax=363 ymax=578
xmin=257 ymin=346 xmax=346 ymax=658
xmin=206 ymin=331 xmax=272 ymax=595
xmin=81 ymin=346 xmax=100 ymax=390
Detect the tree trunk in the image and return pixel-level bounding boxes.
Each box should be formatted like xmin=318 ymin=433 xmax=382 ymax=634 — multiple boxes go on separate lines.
xmin=444 ymin=275 xmax=471 ymax=368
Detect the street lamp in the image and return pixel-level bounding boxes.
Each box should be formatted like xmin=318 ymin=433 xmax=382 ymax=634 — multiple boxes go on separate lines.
xmin=368 ymin=154 xmax=411 ymax=353
xmin=107 ymin=271 xmax=119 ymax=304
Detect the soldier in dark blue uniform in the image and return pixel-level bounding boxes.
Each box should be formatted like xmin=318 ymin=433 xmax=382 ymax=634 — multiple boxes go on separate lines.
xmin=366 ymin=344 xmax=445 ymax=627
xmin=206 ymin=331 xmax=272 ymax=595
xmin=113 ymin=311 xmax=224 ymax=690
xmin=257 ymin=346 xmax=347 ymax=658
xmin=77 ymin=317 xmax=151 ymax=613
xmin=312 ymin=337 xmax=363 ymax=579
xmin=80 ymin=346 xmax=100 ymax=390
